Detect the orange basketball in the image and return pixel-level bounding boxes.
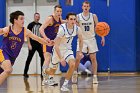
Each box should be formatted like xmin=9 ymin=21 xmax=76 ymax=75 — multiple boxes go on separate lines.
xmin=95 ymin=22 xmax=110 ymax=37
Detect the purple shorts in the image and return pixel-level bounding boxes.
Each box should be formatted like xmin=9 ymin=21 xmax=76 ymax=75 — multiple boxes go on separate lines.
xmin=0 ymin=49 xmax=16 ymax=65
xmin=43 ymin=45 xmax=53 ymax=54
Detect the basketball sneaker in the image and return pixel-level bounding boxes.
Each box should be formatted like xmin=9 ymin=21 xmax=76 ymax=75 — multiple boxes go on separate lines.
xmin=44 ymin=77 xmax=58 ymax=86
xmin=85 ymin=69 xmax=92 ymax=75
xmin=61 ymin=84 xmax=69 ymax=91
xmin=41 ymin=69 xmax=47 ymax=86
xmin=93 ymin=77 xmax=98 ymax=84
xmin=72 ymin=71 xmax=78 ymax=83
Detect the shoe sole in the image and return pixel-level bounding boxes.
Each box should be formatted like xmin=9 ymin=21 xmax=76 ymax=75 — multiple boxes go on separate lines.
xmin=60 ymin=88 xmax=69 ymax=91
xmin=48 ymin=83 xmax=58 ymax=86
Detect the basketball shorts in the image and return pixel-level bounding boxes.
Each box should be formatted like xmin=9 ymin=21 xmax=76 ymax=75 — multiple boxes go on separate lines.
xmin=51 ymin=49 xmax=75 ymax=65
xmin=43 ymin=45 xmax=53 ymax=54
xmin=77 ymin=37 xmax=98 ymax=53
xmin=0 ymin=49 xmax=16 ymax=64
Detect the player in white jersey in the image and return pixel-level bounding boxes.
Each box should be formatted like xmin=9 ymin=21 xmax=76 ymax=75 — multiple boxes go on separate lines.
xmin=51 ymin=12 xmax=83 ymax=91
xmin=74 ymin=1 xmax=105 ymax=84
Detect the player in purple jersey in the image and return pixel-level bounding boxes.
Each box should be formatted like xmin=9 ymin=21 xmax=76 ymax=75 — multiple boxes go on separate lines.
xmin=0 ymin=11 xmax=53 ymax=85
xmin=39 ymin=5 xmax=66 ymax=85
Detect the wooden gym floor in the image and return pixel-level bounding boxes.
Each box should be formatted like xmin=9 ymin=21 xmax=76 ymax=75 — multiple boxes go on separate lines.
xmin=0 ymin=73 xmax=140 ymax=93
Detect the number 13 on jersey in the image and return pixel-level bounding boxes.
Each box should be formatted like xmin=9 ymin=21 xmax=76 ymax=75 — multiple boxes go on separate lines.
xmin=84 ymin=26 xmax=90 ymax=31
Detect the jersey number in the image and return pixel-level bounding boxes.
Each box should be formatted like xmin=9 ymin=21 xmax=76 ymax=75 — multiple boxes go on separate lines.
xmin=84 ymin=26 xmax=90 ymax=31
xmin=11 ymin=41 xmax=17 ymax=49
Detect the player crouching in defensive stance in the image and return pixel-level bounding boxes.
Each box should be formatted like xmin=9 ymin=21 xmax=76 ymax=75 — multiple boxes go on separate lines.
xmin=43 ymin=12 xmax=83 ymax=91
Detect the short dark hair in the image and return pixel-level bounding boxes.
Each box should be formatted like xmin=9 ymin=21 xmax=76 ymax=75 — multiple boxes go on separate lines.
xmin=66 ymin=12 xmax=76 ymax=19
xmin=82 ymin=1 xmax=90 ymax=6
xmin=10 ymin=11 xmax=24 ymax=24
xmin=54 ymin=5 xmax=62 ymax=10
xmin=34 ymin=12 xmax=40 ymax=16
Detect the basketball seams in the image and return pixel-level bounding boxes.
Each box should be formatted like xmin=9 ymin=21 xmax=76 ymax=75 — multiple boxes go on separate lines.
xmin=95 ymin=22 xmax=110 ymax=36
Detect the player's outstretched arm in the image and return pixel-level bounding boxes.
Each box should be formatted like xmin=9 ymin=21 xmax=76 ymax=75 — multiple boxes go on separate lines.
xmin=26 ymin=29 xmax=52 ymax=46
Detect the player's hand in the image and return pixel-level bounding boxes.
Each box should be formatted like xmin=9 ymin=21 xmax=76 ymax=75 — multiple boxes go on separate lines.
xmin=60 ymin=58 xmax=66 ymax=67
xmin=101 ymin=36 xmax=105 ymax=46
xmin=46 ymin=40 xmax=55 ymax=46
xmin=44 ymin=37 xmax=53 ymax=46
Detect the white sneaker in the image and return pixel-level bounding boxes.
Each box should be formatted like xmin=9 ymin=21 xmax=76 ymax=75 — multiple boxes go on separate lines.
xmin=85 ymin=69 xmax=92 ymax=75
xmin=93 ymin=77 xmax=99 ymax=84
xmin=61 ymin=85 xmax=69 ymax=91
xmin=78 ymin=71 xmax=82 ymax=75
xmin=42 ymin=69 xmax=48 ymax=86
xmin=44 ymin=77 xmax=58 ymax=86
xmin=72 ymin=71 xmax=78 ymax=83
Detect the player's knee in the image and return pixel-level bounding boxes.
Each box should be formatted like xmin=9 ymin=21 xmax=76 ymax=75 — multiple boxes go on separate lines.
xmin=90 ymin=57 xmax=96 ymax=62
xmin=4 ymin=68 xmax=13 ymax=74
xmin=69 ymin=62 xmax=75 ymax=68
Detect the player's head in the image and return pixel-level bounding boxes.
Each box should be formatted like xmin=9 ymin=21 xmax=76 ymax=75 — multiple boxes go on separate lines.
xmin=10 ymin=11 xmax=24 ymax=27
xmin=54 ymin=5 xmax=62 ymax=17
xmin=34 ymin=13 xmax=40 ymax=22
xmin=66 ymin=12 xmax=76 ymax=26
xmin=82 ymin=1 xmax=91 ymax=13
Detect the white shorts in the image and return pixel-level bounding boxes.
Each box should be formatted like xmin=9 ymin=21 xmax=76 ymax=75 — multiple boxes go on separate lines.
xmin=77 ymin=38 xmax=98 ymax=53
xmin=51 ymin=49 xmax=75 ymax=65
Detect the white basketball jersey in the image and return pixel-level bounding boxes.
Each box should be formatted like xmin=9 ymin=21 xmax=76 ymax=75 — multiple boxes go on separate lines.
xmin=57 ymin=23 xmax=78 ymax=50
xmin=77 ymin=12 xmax=95 ymax=40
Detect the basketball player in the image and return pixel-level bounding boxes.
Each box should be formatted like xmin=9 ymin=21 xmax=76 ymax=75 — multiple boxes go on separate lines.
xmin=0 ymin=11 xmax=52 ymax=85
xmin=74 ymin=1 xmax=105 ymax=84
xmin=52 ymin=12 xmax=83 ymax=91
xmin=39 ymin=5 xmax=65 ymax=85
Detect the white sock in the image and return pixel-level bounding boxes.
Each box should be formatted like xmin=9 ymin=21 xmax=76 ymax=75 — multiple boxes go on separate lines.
xmin=63 ymin=79 xmax=69 ymax=86
xmin=74 ymin=71 xmax=77 ymax=74
xmin=93 ymin=75 xmax=97 ymax=78
xmin=42 ymin=65 xmax=49 ymax=69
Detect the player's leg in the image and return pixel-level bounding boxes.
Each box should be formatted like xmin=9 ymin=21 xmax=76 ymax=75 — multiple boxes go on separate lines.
xmin=87 ymin=38 xmax=99 ymax=84
xmin=89 ymin=53 xmax=98 ymax=84
xmin=42 ymin=45 xmax=53 ymax=74
xmin=73 ymin=42 xmax=87 ymax=83
xmin=0 ymin=60 xmax=13 ymax=85
xmin=61 ymin=58 xmax=75 ymax=91
xmin=42 ymin=52 xmax=51 ymax=85
xmin=42 ymin=48 xmax=58 ymax=86
xmin=75 ymin=40 xmax=87 ymax=71
xmin=74 ymin=52 xmax=83 ymax=71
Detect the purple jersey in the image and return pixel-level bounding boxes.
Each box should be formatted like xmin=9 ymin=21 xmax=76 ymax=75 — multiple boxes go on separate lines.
xmin=44 ymin=15 xmax=61 ymax=40
xmin=1 ymin=26 xmax=25 ymax=59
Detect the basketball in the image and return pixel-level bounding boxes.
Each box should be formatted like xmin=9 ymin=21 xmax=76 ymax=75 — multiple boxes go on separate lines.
xmin=95 ymin=22 xmax=110 ymax=37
